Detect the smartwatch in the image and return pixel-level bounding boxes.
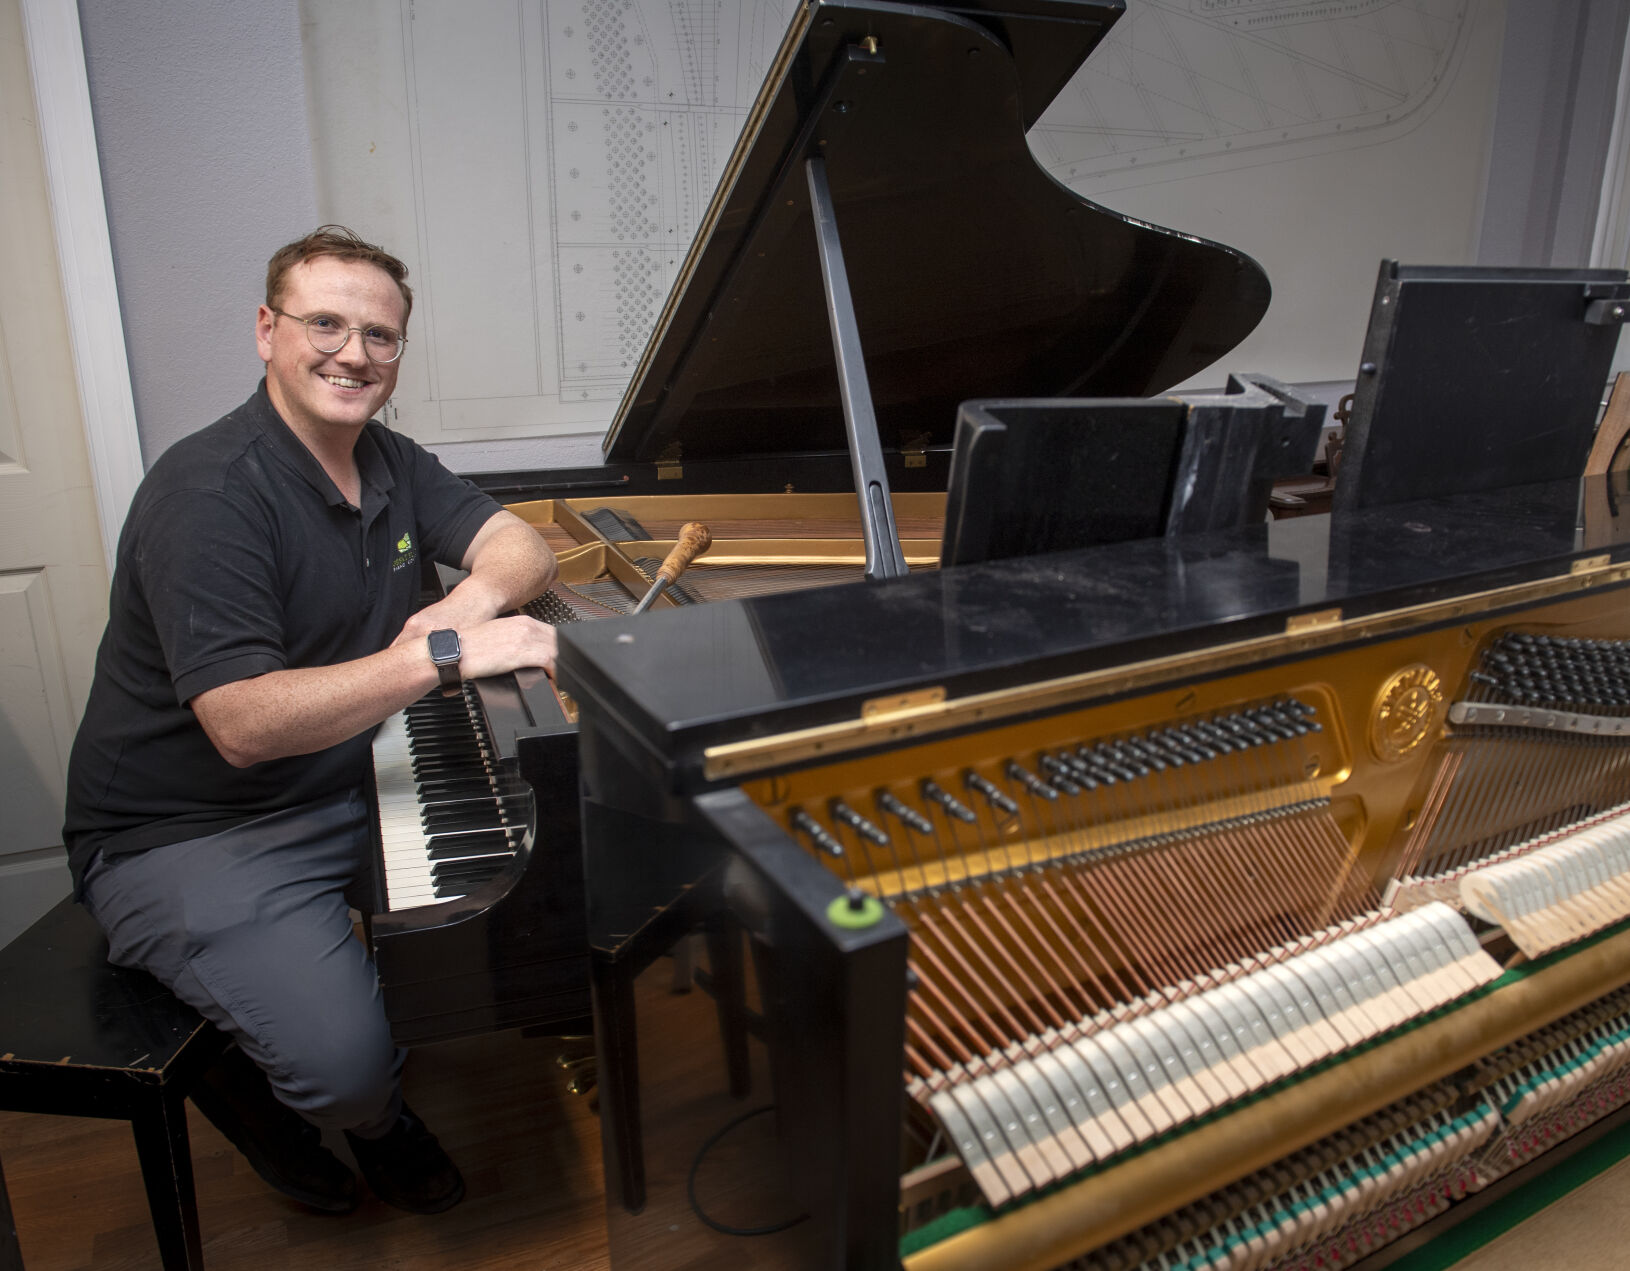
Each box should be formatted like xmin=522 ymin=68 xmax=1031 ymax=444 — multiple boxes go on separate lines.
xmin=427 ymin=628 xmax=462 ymax=694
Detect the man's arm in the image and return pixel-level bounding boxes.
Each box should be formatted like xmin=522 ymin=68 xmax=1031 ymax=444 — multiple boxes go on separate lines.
xmin=395 ymin=509 xmax=558 ymax=644
xmin=191 ymin=510 xmax=558 ymax=769
xmin=191 ymin=614 xmax=557 ymax=768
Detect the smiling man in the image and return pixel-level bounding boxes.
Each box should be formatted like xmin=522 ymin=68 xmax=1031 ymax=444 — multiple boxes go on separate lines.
xmin=62 ymin=226 xmax=559 ymax=1216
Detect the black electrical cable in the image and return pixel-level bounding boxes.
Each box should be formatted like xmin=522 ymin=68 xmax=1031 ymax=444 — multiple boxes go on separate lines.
xmin=686 ymin=1104 xmax=809 ymax=1237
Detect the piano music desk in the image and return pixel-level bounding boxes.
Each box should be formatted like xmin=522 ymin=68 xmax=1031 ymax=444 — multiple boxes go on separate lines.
xmin=0 ymin=897 xmax=228 ymax=1271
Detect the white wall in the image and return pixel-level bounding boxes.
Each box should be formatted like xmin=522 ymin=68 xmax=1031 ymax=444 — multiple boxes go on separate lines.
xmin=76 ymin=0 xmax=319 ymax=464
xmin=1479 ymin=1 xmax=1629 ymax=269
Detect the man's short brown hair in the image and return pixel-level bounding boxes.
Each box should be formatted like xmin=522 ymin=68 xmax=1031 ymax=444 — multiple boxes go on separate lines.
xmin=265 ymin=225 xmax=413 ymax=324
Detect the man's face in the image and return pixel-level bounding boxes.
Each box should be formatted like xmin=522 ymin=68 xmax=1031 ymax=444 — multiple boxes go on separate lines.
xmin=256 ymin=256 xmax=406 ymax=442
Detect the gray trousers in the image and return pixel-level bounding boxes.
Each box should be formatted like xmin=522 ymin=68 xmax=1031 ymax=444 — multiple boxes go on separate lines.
xmin=80 ymin=788 xmax=404 ymax=1137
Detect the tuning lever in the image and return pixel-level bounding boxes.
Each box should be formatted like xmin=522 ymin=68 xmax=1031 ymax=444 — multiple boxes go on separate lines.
xmin=633 ymin=522 xmax=711 ymax=613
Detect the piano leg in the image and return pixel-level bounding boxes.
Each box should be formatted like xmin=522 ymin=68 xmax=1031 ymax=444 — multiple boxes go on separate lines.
xmin=592 ymin=948 xmax=647 ymax=1214
xmin=0 ymin=1147 xmax=20 ymax=1271
xmin=703 ymin=920 xmax=752 ymax=1101
xmin=594 ymin=885 xmax=740 ymax=1216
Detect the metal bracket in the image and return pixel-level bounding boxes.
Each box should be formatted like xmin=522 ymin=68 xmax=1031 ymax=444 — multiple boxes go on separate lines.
xmin=807 ymin=154 xmax=908 ymax=580
xmin=1585 ymin=297 xmax=1629 ymax=326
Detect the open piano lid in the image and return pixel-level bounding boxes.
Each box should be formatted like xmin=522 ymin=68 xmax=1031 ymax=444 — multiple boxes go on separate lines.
xmin=602 ymin=0 xmax=1272 ymax=468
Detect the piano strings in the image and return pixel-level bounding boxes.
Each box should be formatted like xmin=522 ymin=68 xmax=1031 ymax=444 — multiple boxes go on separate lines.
xmin=1390 ymin=633 xmax=1630 ymax=908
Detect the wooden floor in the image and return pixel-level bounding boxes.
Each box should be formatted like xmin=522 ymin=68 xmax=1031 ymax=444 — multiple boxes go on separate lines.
xmin=2 ymin=1025 xmax=1625 ymax=1271
xmin=0 ymin=1028 xmax=609 ymax=1270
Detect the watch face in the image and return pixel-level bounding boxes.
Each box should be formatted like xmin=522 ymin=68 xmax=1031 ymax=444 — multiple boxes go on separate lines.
xmin=428 ymin=629 xmax=460 ymax=663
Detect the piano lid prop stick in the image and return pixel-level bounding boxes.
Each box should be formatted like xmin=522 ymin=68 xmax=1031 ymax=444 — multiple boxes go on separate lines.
xmin=632 ymin=522 xmax=712 ymax=614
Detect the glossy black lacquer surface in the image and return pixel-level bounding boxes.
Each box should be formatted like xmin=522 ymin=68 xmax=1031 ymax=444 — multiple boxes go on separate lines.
xmin=1336 ymin=261 xmax=1630 ymax=512
xmin=0 ymin=897 xmax=213 ymax=1086
xmin=557 ymin=475 xmax=1618 ymax=783
xmin=385 ymin=0 xmax=1279 ymax=1051
xmin=0 ymin=898 xmax=226 ymax=1271
xmin=603 ymin=0 xmax=1269 ymax=464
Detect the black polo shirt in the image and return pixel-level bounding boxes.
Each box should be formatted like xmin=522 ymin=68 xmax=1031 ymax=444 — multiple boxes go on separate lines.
xmin=63 ymin=380 xmax=499 ymax=886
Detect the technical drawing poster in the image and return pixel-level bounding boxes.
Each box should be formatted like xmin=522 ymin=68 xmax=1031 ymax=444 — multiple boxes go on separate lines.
xmin=305 ymin=0 xmax=1502 ymax=444
xmin=1037 ymin=0 xmax=1503 ymax=391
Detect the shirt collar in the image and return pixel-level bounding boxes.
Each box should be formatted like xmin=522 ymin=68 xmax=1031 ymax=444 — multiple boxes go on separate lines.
xmin=246 ymin=377 xmax=398 ymax=513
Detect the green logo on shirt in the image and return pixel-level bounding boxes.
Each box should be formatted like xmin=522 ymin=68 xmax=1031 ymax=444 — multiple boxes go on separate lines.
xmin=392 ymin=531 xmax=417 ymax=572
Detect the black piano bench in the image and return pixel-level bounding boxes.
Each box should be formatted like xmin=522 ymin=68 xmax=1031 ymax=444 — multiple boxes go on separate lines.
xmin=0 ymin=896 xmax=229 ymax=1271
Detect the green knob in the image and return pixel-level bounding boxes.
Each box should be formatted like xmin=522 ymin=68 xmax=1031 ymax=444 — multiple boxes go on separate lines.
xmin=827 ymin=888 xmax=885 ymax=929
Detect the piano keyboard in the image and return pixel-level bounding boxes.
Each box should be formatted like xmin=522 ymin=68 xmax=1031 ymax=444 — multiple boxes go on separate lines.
xmin=374 ymin=687 xmax=532 ymax=909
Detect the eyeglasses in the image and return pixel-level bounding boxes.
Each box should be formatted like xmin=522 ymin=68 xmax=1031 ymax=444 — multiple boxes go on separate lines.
xmin=272 ymin=310 xmax=407 ymax=364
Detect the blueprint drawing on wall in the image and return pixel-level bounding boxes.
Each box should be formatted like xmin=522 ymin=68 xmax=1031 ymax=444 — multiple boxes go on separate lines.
xmin=1035 ymin=0 xmax=1478 ymax=192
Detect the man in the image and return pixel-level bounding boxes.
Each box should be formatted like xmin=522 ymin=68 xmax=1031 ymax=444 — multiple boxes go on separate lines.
xmin=62 ymin=226 xmax=559 ymax=1215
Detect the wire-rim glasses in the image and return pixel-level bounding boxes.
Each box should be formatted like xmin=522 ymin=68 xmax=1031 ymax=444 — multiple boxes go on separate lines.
xmin=273 ymin=309 xmax=407 ymax=364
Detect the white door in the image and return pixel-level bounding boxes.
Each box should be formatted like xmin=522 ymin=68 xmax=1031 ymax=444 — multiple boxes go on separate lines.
xmin=0 ymin=0 xmax=114 ymax=946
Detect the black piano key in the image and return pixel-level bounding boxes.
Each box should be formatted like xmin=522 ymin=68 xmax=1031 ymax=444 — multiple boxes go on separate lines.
xmin=413 ymin=778 xmax=500 ymax=800
xmin=430 ymin=860 xmax=505 ymax=886
xmin=426 ymin=830 xmax=517 ymax=861
xmin=422 ymin=805 xmax=511 ymax=833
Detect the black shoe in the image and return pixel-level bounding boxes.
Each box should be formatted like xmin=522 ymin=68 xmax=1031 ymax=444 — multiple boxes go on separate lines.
xmin=189 ymin=1043 xmax=359 ymax=1214
xmin=345 ymin=1104 xmax=465 ymax=1214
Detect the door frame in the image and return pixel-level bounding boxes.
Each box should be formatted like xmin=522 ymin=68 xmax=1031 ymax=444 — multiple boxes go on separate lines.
xmin=20 ymin=0 xmax=143 ymax=571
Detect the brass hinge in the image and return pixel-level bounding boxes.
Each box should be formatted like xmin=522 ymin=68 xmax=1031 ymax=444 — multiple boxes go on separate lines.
xmin=901 ymin=432 xmax=930 ymax=470
xmin=655 ymin=441 xmax=683 ymax=481
xmin=861 ymin=687 xmax=946 ymax=722
xmin=1286 ymin=608 xmax=1342 ymax=635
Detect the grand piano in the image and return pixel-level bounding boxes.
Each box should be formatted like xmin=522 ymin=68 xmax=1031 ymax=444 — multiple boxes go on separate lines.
xmin=364 ymin=0 xmax=1287 ymax=1047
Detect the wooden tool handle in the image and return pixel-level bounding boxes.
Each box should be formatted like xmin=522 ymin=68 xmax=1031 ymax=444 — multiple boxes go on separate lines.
xmin=655 ymin=522 xmax=711 ymax=583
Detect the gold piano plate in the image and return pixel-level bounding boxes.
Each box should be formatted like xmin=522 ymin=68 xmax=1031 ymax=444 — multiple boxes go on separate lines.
xmin=733 ymin=579 xmax=1630 ymax=1269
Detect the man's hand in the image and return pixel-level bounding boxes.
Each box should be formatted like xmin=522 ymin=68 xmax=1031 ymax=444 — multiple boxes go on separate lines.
xmin=395 ymin=509 xmax=558 ymax=648
xmin=450 ymin=614 xmax=558 ymax=680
